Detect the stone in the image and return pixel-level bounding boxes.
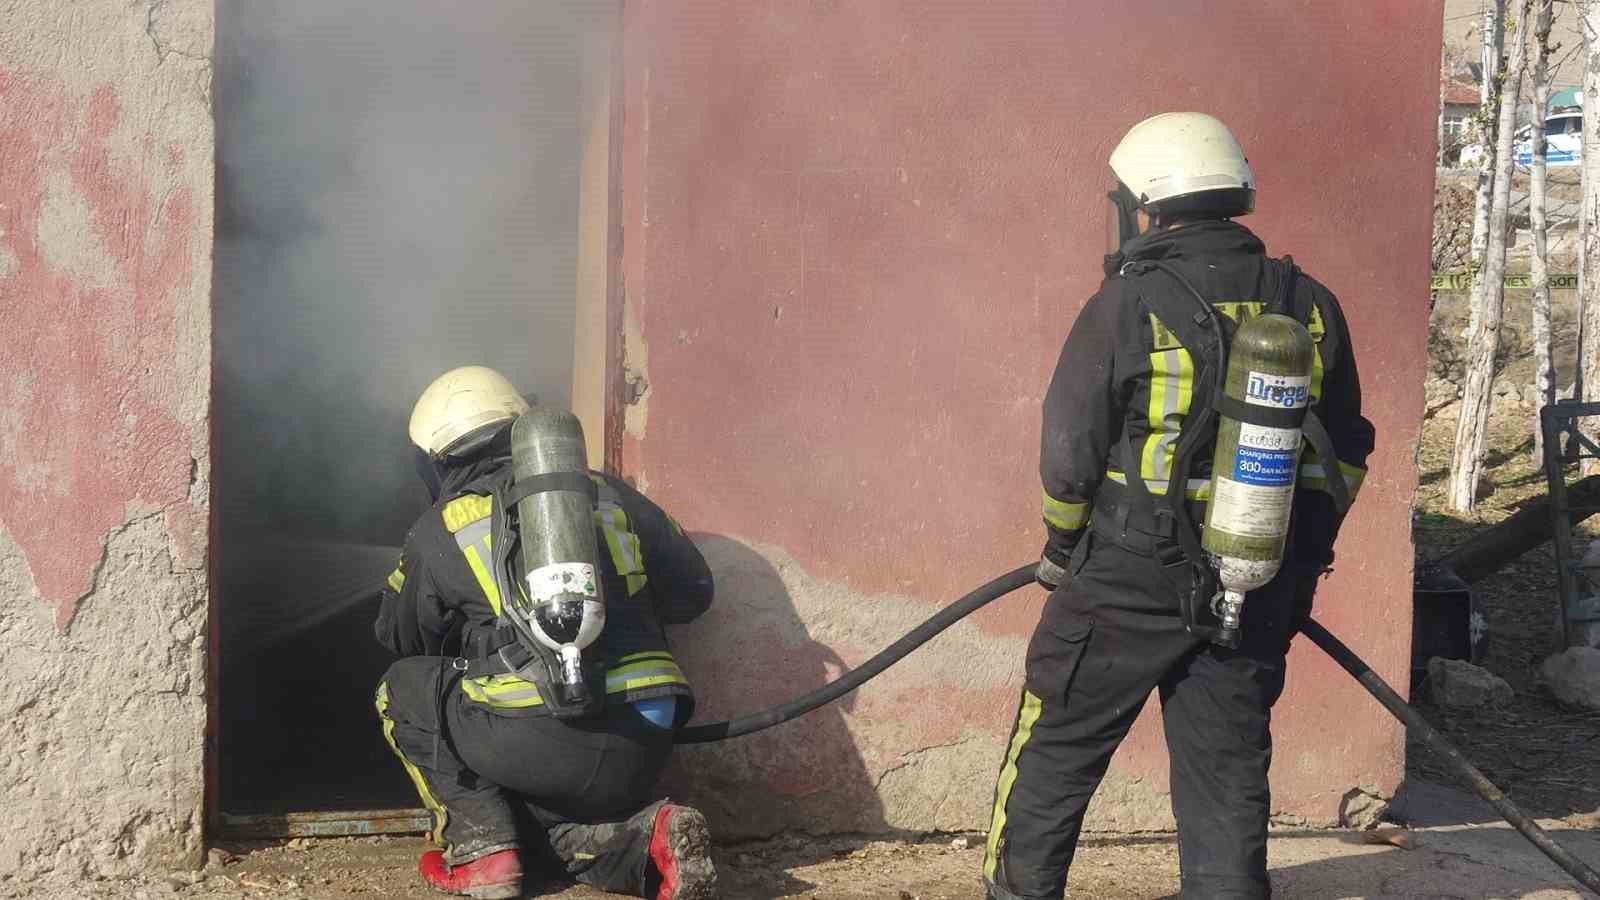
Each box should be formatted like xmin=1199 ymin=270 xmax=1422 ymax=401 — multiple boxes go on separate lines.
xmin=1339 ymin=788 xmax=1390 ymax=830
xmin=948 ymin=836 xmax=970 ymax=850
xmin=1566 ymin=808 xmax=1600 ymax=830
xmin=1541 ymin=647 xmax=1600 ymax=711
xmin=1424 ymin=376 xmax=1460 ymax=416
xmin=1427 ymin=657 xmax=1515 ymax=708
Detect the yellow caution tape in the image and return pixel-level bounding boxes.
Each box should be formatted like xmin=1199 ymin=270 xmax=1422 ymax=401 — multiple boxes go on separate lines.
xmin=1431 ymin=271 xmax=1579 ymax=291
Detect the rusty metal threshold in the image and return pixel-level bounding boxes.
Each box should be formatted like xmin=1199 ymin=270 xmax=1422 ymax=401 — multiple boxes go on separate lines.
xmin=219 ymin=808 xmax=430 ymax=839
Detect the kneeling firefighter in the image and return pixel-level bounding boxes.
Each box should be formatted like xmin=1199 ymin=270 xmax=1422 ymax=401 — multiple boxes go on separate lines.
xmin=983 ymin=113 xmax=1376 ymax=899
xmin=374 ymin=366 xmax=718 ymax=900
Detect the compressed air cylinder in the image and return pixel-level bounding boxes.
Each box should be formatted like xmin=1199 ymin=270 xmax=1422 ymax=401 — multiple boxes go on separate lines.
xmin=510 ymin=410 xmax=605 ymax=699
xmin=1202 ymin=313 xmax=1315 ymax=644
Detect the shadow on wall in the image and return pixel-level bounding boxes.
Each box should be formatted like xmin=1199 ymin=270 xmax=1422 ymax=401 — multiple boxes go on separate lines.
xmin=661 ymin=534 xmax=888 ymax=841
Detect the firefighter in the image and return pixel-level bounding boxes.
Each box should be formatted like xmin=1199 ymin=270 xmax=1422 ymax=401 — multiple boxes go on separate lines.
xmin=983 ymin=113 xmax=1376 ymax=899
xmin=374 ymin=366 xmax=718 ymax=900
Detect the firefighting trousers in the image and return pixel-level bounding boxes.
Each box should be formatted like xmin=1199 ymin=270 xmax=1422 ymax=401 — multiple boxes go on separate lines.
xmin=984 ymin=533 xmax=1297 ymax=900
xmin=376 ymin=656 xmax=677 ymax=895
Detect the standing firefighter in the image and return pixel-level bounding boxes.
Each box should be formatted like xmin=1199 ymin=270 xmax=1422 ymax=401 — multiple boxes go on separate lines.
xmin=984 ymin=114 xmax=1375 ymax=899
xmin=375 ymin=366 xmax=718 ymax=900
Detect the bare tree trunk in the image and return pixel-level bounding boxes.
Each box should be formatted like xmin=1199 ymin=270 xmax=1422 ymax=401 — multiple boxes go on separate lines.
xmin=1451 ymin=0 xmax=1532 ymax=514
xmin=1469 ymin=0 xmax=1507 ymax=343
xmin=1438 ymin=46 xmax=1449 ymax=170
xmin=1581 ymin=1 xmax=1600 ymax=470
xmin=1532 ymin=0 xmax=1556 ymax=465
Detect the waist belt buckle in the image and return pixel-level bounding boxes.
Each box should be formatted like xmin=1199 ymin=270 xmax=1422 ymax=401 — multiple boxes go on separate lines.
xmin=451 ymin=657 xmax=468 ymax=672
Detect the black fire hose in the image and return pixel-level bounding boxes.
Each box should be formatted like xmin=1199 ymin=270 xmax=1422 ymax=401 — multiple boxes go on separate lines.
xmin=1299 ymin=618 xmax=1600 ymax=895
xmin=670 ymin=564 xmax=1600 ymax=894
xmin=673 ymin=564 xmax=1037 ymax=743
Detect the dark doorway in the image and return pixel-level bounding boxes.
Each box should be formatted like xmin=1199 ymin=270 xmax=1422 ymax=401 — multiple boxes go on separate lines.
xmin=212 ymin=1 xmax=613 ymax=821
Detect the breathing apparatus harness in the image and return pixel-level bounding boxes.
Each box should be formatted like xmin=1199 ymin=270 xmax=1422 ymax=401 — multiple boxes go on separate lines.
xmin=479 ymin=468 xmax=609 ymax=717
xmin=456 ymin=411 xmax=613 ymax=719
xmin=1099 ymin=236 xmax=1352 ymax=646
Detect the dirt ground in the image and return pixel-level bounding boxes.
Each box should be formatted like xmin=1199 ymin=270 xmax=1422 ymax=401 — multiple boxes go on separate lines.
xmin=12 ymin=805 xmax=1600 ymax=900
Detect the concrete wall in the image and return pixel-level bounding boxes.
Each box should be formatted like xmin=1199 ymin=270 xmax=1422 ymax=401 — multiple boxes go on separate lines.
xmin=0 ymin=0 xmax=213 ymax=879
xmin=623 ymin=1 xmax=1439 ymax=838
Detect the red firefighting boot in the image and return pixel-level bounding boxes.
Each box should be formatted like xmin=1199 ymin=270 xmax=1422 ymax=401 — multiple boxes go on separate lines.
xmin=418 ymin=848 xmax=523 ymax=899
xmin=647 ymin=804 xmax=717 ymax=899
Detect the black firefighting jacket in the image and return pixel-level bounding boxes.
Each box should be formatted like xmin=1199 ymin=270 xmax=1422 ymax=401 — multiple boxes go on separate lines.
xmin=375 ymin=453 xmax=713 ymax=723
xmin=1039 ymin=220 xmax=1376 ymax=579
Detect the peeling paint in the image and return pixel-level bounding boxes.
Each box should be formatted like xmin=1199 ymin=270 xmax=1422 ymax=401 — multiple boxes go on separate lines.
xmin=0 ymin=0 xmax=212 ymax=878
xmin=622 ymin=293 xmax=651 ymax=440
xmin=0 ymin=63 xmax=206 ymax=625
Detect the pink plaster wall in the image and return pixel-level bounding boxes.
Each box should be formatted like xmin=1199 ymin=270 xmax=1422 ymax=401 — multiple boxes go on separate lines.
xmin=0 ymin=75 xmax=205 ymax=626
xmin=622 ymin=1 xmax=1437 ymax=834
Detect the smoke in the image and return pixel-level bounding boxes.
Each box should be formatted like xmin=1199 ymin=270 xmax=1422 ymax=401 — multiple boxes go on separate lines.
xmin=211 ymin=2 xmax=608 ymax=810
xmin=213 ymin=0 xmax=603 ymax=545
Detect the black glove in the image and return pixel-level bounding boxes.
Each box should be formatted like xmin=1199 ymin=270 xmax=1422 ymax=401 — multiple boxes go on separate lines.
xmin=1290 ymin=565 xmax=1332 ymax=631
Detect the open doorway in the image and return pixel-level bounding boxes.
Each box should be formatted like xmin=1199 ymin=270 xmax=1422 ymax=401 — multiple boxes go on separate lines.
xmin=211 ymin=1 xmax=616 ymax=828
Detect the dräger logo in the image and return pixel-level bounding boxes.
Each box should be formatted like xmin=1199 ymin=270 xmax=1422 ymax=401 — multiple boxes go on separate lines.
xmin=1246 ymin=374 xmax=1309 ymax=408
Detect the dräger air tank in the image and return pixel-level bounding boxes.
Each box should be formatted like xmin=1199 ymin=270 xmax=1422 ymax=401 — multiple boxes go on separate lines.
xmin=1202 ymin=312 xmax=1315 ymax=648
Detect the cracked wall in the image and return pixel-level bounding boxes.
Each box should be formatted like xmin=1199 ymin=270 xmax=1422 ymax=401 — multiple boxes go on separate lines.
xmin=623 ymin=1 xmax=1437 ymax=835
xmin=0 ymin=0 xmax=213 ymax=879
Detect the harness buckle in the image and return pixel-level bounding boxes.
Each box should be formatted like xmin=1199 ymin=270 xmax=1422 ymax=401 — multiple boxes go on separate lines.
xmin=451 ymin=657 xmax=468 ymax=671
xmin=1154 ymin=542 xmax=1187 ymax=566
xmin=1151 ymin=506 xmax=1178 ymax=538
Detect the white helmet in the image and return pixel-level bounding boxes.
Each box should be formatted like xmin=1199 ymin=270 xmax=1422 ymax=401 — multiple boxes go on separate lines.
xmin=1108 ymin=112 xmax=1254 ymax=217
xmin=409 ymin=366 xmax=531 ymax=458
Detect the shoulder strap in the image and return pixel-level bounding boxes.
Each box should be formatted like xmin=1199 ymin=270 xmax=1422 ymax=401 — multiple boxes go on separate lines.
xmin=1268 ymin=254 xmax=1309 ymax=324
xmin=1109 ymin=261 xmax=1228 ymax=561
xmin=1299 ymin=410 xmax=1353 ymax=515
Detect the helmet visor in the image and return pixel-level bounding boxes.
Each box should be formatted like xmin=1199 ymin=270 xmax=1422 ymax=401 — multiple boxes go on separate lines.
xmin=1106 ymin=183 xmax=1142 ymax=255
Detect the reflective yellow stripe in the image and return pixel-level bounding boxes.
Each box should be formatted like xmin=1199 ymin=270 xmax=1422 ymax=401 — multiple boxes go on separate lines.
xmin=1297 ymin=459 xmax=1367 ymax=501
xmin=605 ymin=661 xmax=687 ymax=694
xmin=386 ymin=564 xmax=405 ymax=592
xmin=615 ymin=674 xmax=687 ymax=692
xmin=1150 ymin=301 xmax=1325 ymax=351
xmin=1041 ymin=491 xmax=1089 ymax=532
xmin=459 ymin=654 xmax=690 ymax=709
xmin=441 ymin=494 xmax=493 ymax=533
xmin=449 ymin=517 xmax=503 ymax=616
xmin=461 ymin=674 xmax=545 ymax=708
xmin=1139 ymin=346 xmax=1195 ymax=482
xmin=1340 ymin=461 xmax=1367 ymax=498
xmin=461 ymin=543 xmax=502 ymax=616
xmin=1105 ymin=469 xmax=1212 ymax=500
xmin=617 ymin=651 xmax=675 ymax=665
xmin=376 ymin=682 xmax=448 ymax=845
xmin=985 ymin=690 xmax=1043 ymax=881
xmin=1309 ymin=345 xmax=1326 ymax=404
xmin=595 ymin=502 xmax=648 ymax=596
